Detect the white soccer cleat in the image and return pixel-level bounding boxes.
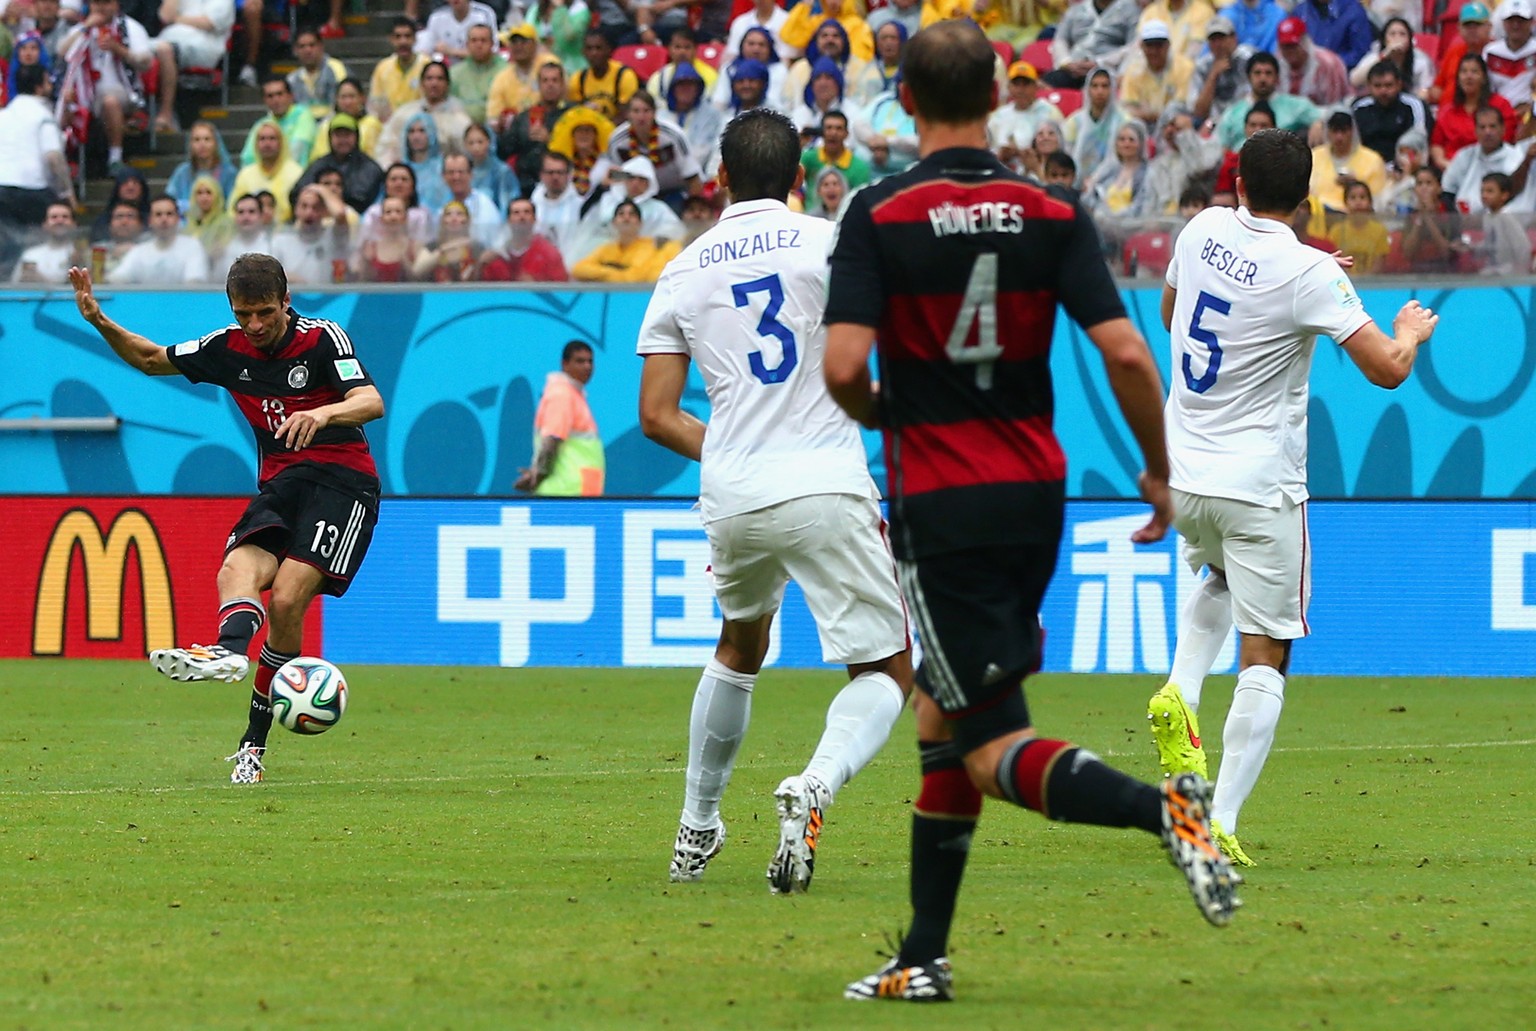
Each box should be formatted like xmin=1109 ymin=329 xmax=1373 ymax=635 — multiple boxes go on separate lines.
xmin=150 ymin=644 xmax=250 ymax=683
xmin=669 ymin=821 xmax=726 ymax=883
xmin=224 ymin=744 xmax=265 ymax=784
xmin=767 ymin=775 xmax=831 ymax=895
xmin=1160 ymin=773 xmax=1242 ymax=926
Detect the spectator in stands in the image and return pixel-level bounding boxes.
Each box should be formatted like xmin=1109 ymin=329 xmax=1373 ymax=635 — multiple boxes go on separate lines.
xmin=1441 ymin=104 xmax=1522 ymax=210
xmin=30 ymin=0 xmax=72 ymax=63
xmin=311 ymin=168 xmax=360 ymax=228
xmin=90 ymin=165 xmax=149 ymax=240
xmin=800 ymin=108 xmax=869 ymax=190
xmin=1142 ymin=108 xmax=1219 ymax=213
xmin=440 ymin=151 xmax=502 ymax=247
xmin=850 ymin=19 xmax=905 ymax=109
xmin=1376 ymin=126 xmax=1428 ymax=215
xmin=1221 ymin=0 xmax=1285 ymax=54
xmin=292 ymin=113 xmax=383 ymax=214
xmin=1310 ymin=109 xmax=1386 ymax=211
xmin=233 ymin=0 xmax=263 ymax=89
xmin=1056 ymin=0 xmax=1146 ymax=85
xmin=183 ymin=172 xmax=232 ymax=252
xmin=1188 ymin=15 xmax=1251 ymax=126
xmin=783 ymin=19 xmax=866 ymax=113
xmin=855 ymin=74 xmax=919 ymax=175
xmin=806 ymin=163 xmax=848 ymax=218
xmin=109 ymin=193 xmax=208 ymax=282
xmin=166 ymin=119 xmax=236 ymax=212
xmin=483 ymin=23 xmax=546 ymax=126
xmin=1216 ymin=50 xmax=1321 ymax=148
xmin=711 ymin=27 xmax=786 ymax=113
xmin=313 ymin=77 xmax=382 ymax=160
xmin=1212 ymin=97 xmax=1273 ymax=203
xmin=1083 ymin=119 xmax=1152 ymax=215
xmin=722 ymin=54 xmax=772 ymax=115
xmin=581 ymin=153 xmax=682 ymax=246
xmin=229 ymin=119 xmax=302 ymax=221
xmin=481 ymin=195 xmax=569 ymax=280
xmin=1017 ymin=120 xmax=1065 ymax=181
xmin=1276 ymin=15 xmax=1350 ymax=106
xmin=0 ymin=62 xmax=72 ymax=259
xmin=11 ymin=201 xmax=79 ymax=283
xmin=607 ymin=88 xmax=702 ymax=203
xmin=1478 ymin=171 xmax=1532 ymax=271
xmin=525 ymin=0 xmax=592 ymax=72
xmin=727 ymin=0 xmax=791 ymax=60
xmin=1177 ymin=180 xmax=1212 ymax=216
xmin=584 ymin=0 xmax=639 ymax=52
xmin=1400 ymin=165 xmax=1458 ymax=270
xmin=1048 ymin=0 xmax=1118 ymax=89
xmin=1484 ymin=0 xmax=1536 ymax=116
xmin=991 ymin=60 xmax=1064 ymax=166
xmin=1427 ymin=2 xmax=1491 ymax=107
xmin=99 ymin=200 xmax=144 ymax=275
xmin=1292 ymin=0 xmax=1372 ymax=69
xmin=210 ymin=193 xmax=274 ymax=277
xmin=1044 ymin=150 xmax=1080 ymax=192
xmin=1064 ymin=66 xmax=1128 ymax=183
xmin=146 ymin=0 xmax=232 ymax=131
xmin=254 ymin=189 xmax=277 ymax=226
xmin=57 ymin=0 xmax=164 ymax=166
xmin=780 ymin=0 xmax=873 ymax=62
xmin=378 ymin=61 xmax=472 ymax=167
xmin=548 ymin=103 xmax=613 ymax=200
xmin=569 ymin=28 xmax=639 ymax=120
xmin=647 ymin=25 xmax=716 ymax=98
xmin=288 ymin=27 xmax=349 ymax=120
xmin=632 ymin=0 xmax=726 ymax=48
xmin=1351 ymin=61 xmax=1429 ymax=165
xmin=399 ymin=111 xmax=450 ymax=209
xmin=449 ymin=25 xmax=505 ymax=126
xmin=1348 ymin=16 xmax=1433 ymax=96
xmin=1432 ymin=54 xmax=1515 ymax=167
xmin=665 ymin=63 xmax=722 ymax=173
xmin=411 ymin=197 xmax=480 ymax=280
xmin=572 ymin=196 xmax=666 ymax=281
xmin=270 ymin=182 xmax=349 ymax=283
xmin=242 ymin=76 xmax=317 ymax=168
xmin=356 ymin=194 xmax=419 ymax=281
xmin=418 ymin=0 xmax=498 ymax=61
xmin=1326 ymin=179 xmax=1389 ymax=272
xmin=499 ymin=61 xmax=571 ymax=196
xmin=369 ymin=18 xmax=430 ymax=122
xmin=788 ymin=55 xmax=848 ymax=133
xmin=1139 ymin=0 xmax=1216 ymax=63
xmin=464 ymin=122 xmax=519 ymax=212
xmin=531 ymin=150 xmax=584 ymax=259
xmin=361 ymin=162 xmax=433 ymax=245
xmin=5 ymin=31 xmax=53 ymax=105
xmin=1119 ymin=19 xmax=1194 ymax=125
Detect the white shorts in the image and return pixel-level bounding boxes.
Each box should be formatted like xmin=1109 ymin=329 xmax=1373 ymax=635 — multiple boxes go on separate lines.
xmin=1173 ymin=488 xmax=1311 ymax=641
xmin=706 ymin=493 xmax=909 ymax=665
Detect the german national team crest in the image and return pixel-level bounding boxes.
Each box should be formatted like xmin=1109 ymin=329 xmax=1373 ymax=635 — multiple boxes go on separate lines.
xmin=288 ymin=365 xmax=309 ymax=389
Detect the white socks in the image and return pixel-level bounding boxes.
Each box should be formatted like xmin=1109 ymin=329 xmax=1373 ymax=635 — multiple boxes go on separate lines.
xmin=1210 ymin=665 xmax=1285 ymax=833
xmin=1170 ymin=570 xmax=1233 ymax=711
xmin=680 ymin=659 xmax=755 ymax=830
xmin=802 ymin=671 xmax=907 ymax=801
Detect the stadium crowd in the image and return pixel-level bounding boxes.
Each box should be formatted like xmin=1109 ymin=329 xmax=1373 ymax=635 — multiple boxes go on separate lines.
xmin=2 ymin=0 xmax=1535 ymax=284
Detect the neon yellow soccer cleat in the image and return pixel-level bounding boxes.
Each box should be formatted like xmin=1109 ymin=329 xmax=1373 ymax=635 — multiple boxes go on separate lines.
xmin=1211 ymin=820 xmax=1256 ymax=867
xmin=1148 ymin=682 xmax=1208 ymax=779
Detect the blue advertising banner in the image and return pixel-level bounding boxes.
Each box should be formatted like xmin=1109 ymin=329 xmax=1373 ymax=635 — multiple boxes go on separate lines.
xmin=3 ymin=283 xmax=1535 ymax=499
xmin=327 ymin=498 xmax=1536 ymax=677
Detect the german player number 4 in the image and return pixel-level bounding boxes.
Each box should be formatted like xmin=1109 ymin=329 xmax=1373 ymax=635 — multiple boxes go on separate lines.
xmin=945 ymin=252 xmax=1003 ymax=389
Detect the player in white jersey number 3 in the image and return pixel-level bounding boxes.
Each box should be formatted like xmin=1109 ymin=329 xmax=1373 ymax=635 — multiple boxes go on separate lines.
xmin=1150 ymin=128 xmax=1438 ymax=865
xmin=637 ymin=109 xmax=914 ymax=893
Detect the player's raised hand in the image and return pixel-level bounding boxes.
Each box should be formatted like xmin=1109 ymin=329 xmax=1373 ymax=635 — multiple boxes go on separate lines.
xmin=1329 ymin=250 xmax=1355 ymax=270
xmin=68 ymin=266 xmax=104 ymax=325
xmin=275 ymin=408 xmax=331 ymax=450
xmin=1393 ymin=299 xmax=1438 ymax=345
xmin=1131 ymin=470 xmax=1173 ymax=544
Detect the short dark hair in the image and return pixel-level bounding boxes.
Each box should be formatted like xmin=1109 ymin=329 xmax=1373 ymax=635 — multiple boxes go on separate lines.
xmin=1179 ymin=182 xmax=1212 ymax=208
xmin=1475 ymin=103 xmax=1505 ymax=126
xmin=263 ymin=74 xmax=290 ymax=92
xmin=1326 ymin=110 xmax=1355 ymax=132
xmin=422 ymin=60 xmax=450 ymax=81
xmin=1343 ymin=178 xmax=1373 ymax=203
xmin=226 ymin=253 xmax=288 ymax=303
xmin=1483 ymin=171 xmax=1514 ymax=194
xmin=1238 ymin=128 xmax=1312 ymax=214
xmin=613 ymin=198 xmax=643 ymax=221
xmin=111 ymin=201 xmax=142 ymax=219
xmin=718 ymin=108 xmax=801 ymax=202
xmin=15 ymin=62 xmax=47 ymax=96
xmin=900 ymin=20 xmax=996 ymax=125
xmin=150 ymin=194 xmax=179 ymax=212
xmin=1247 ymin=51 xmax=1279 ymax=75
xmin=584 ymin=28 xmax=610 ymax=46
xmin=562 ymin=340 xmax=593 ymax=362
xmin=392 ymin=16 xmax=415 ymax=32
xmin=234 ymin=193 xmax=262 ymax=211
xmin=670 ymin=25 xmax=696 ymax=44
xmin=820 ymin=109 xmax=848 ymax=131
xmin=1246 ymin=99 xmax=1276 ymax=125
xmin=1044 ymin=151 xmax=1076 ymax=176
xmin=1367 ymin=59 xmax=1402 ymax=82
xmin=542 ymin=150 xmax=573 ymax=170
xmin=628 ymin=88 xmax=657 ymax=112
xmin=294 ymin=28 xmax=320 ymax=45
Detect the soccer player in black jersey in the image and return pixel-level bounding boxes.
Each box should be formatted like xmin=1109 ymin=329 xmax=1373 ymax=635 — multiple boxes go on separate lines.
xmin=68 ymin=256 xmax=384 ymax=784
xmin=823 ymin=21 xmax=1241 ymax=1001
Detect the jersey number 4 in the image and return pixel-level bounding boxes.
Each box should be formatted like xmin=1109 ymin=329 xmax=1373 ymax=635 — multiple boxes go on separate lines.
xmin=946 ymin=253 xmax=1003 ymax=389
xmin=1183 ymin=290 xmax=1231 ymax=394
xmin=733 ymin=273 xmax=798 ymax=385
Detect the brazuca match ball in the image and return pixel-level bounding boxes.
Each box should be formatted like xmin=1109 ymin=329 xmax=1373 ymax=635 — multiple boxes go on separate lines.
xmin=271 ymin=657 xmax=348 ymax=734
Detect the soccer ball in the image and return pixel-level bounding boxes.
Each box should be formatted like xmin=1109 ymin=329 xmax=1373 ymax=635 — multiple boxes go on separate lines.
xmin=271 ymin=657 xmax=348 ymax=734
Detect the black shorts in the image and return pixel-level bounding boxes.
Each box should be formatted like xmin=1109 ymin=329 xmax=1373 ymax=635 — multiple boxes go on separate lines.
xmin=228 ymin=471 xmax=379 ymax=597
xmin=899 ymin=543 xmax=1059 ymax=739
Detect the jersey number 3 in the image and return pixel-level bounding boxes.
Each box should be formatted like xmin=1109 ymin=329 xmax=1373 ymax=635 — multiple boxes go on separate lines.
xmin=1183 ymin=290 xmax=1230 ymax=394
xmin=733 ymin=273 xmax=798 ymax=385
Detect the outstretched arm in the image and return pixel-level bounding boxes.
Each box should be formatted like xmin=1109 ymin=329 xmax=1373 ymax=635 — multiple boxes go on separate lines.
xmin=68 ymin=266 xmax=179 ymax=376
xmin=1339 ymin=300 xmax=1437 ymax=389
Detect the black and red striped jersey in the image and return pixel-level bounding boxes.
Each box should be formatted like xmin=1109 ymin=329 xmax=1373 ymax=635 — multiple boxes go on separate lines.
xmin=166 ymin=310 xmax=380 ymax=494
xmin=827 ymin=146 xmax=1126 ymax=559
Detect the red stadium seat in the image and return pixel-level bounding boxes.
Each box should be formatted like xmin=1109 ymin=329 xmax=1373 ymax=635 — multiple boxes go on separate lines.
xmin=1122 ymin=230 xmax=1173 ymax=277
xmin=1019 ymin=39 xmax=1054 ymax=73
xmin=991 ymin=39 xmax=1014 ymax=65
xmin=1415 ymin=32 xmax=1440 ymax=62
xmin=698 ymin=42 xmax=725 ymax=68
xmin=1044 ymin=87 xmax=1082 ymax=116
xmin=614 ymin=44 xmax=668 ymax=79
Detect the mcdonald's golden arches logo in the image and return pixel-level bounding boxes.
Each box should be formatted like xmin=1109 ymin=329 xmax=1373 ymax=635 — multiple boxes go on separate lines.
xmin=32 ymin=509 xmax=176 ymax=656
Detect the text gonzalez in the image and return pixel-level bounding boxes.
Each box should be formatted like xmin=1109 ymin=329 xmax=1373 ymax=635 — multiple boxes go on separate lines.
xmin=696 ymin=229 xmax=804 ymax=267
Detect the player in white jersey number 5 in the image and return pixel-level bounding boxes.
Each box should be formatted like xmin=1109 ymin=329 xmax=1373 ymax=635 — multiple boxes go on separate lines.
xmin=637 ymin=108 xmax=914 ymax=893
xmin=1149 ymin=128 xmax=1439 ymax=866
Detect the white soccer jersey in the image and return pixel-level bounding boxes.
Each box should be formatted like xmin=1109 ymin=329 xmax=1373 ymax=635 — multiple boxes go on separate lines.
xmin=636 ymin=197 xmax=876 ymax=523
xmin=1164 ymin=206 xmax=1373 ymax=508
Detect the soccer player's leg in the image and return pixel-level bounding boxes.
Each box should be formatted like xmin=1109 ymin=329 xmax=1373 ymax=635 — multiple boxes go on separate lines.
xmin=671 ymin=511 xmax=780 ymax=883
xmin=1206 ymin=497 xmax=1309 ymax=867
xmin=772 ymin=494 xmax=912 ymax=894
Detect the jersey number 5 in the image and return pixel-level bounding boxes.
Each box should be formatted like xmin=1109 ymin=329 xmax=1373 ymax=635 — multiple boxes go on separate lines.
xmin=946 ymin=253 xmax=1003 ymax=389
xmin=732 ymin=273 xmax=798 ymax=385
xmin=1183 ymin=290 xmax=1231 ymax=394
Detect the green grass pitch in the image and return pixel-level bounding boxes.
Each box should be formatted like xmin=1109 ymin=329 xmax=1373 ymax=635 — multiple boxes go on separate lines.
xmin=2 ymin=662 xmax=1532 ymax=1030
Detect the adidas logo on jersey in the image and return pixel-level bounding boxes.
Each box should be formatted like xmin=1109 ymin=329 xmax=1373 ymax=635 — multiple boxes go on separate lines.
xmin=239 ymin=369 xmax=251 ymax=381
